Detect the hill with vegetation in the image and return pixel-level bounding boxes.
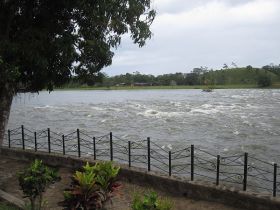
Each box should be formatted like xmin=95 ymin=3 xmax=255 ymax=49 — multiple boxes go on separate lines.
xmin=203 ymin=66 xmax=279 ymax=87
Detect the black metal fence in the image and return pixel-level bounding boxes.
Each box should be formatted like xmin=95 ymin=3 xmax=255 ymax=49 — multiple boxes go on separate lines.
xmin=3 ymin=125 xmax=280 ymax=197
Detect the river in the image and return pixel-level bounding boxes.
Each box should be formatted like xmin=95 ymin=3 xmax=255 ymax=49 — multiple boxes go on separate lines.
xmin=7 ymin=89 xmax=280 ymax=163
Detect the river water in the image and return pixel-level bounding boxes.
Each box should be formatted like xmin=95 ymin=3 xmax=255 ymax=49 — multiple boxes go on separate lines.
xmin=7 ymin=89 xmax=280 ymax=163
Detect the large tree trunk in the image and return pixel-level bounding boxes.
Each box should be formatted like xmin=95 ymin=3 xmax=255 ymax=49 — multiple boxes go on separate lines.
xmin=0 ymin=83 xmax=14 ymax=146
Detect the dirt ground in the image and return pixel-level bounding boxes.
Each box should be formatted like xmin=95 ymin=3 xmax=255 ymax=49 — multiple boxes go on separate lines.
xmin=0 ymin=155 xmax=245 ymax=210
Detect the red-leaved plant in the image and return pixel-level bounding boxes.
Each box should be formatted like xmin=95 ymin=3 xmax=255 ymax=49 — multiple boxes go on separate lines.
xmin=60 ymin=161 xmax=121 ymax=210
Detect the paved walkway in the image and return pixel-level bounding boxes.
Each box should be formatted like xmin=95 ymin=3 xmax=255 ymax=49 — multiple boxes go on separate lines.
xmin=0 ymin=155 xmax=245 ymax=210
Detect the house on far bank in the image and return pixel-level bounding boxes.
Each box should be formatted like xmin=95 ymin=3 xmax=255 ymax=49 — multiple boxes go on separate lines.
xmin=132 ymin=82 xmax=153 ymax=86
xmin=115 ymin=83 xmax=127 ymax=86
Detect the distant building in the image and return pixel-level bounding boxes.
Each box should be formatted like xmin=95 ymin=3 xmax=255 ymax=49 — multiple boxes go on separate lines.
xmin=133 ymin=82 xmax=152 ymax=86
xmin=115 ymin=83 xmax=127 ymax=86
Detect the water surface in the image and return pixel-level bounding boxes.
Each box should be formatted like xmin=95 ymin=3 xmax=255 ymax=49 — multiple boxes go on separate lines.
xmin=8 ymin=89 xmax=280 ymax=162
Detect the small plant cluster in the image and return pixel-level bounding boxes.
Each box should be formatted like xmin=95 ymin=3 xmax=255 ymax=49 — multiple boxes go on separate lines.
xmin=61 ymin=161 xmax=120 ymax=210
xmin=18 ymin=159 xmax=60 ymax=210
xmin=132 ymin=191 xmax=173 ymax=210
xmin=17 ymin=160 xmax=173 ymax=210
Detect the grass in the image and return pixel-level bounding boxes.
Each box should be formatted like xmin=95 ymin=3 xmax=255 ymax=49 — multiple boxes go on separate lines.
xmin=55 ymin=84 xmax=267 ymax=91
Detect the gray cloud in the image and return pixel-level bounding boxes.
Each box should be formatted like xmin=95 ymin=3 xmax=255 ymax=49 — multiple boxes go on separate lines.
xmin=104 ymin=0 xmax=280 ymax=75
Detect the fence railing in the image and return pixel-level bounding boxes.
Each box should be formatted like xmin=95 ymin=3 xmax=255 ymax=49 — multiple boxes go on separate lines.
xmin=3 ymin=125 xmax=280 ymax=197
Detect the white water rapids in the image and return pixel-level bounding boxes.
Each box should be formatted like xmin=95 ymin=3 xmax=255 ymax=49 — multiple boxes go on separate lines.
xmin=7 ymin=89 xmax=280 ymax=163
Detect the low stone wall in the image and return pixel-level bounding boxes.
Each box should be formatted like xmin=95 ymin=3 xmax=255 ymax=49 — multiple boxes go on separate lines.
xmin=1 ymin=147 xmax=280 ymax=210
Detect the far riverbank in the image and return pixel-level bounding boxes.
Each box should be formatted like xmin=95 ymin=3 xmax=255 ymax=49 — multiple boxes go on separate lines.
xmin=55 ymin=84 xmax=280 ymax=91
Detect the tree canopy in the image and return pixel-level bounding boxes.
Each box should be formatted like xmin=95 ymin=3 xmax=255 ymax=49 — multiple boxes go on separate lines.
xmin=0 ymin=0 xmax=156 ymax=145
xmin=0 ymin=0 xmax=156 ymax=93
xmin=70 ymin=65 xmax=280 ymax=88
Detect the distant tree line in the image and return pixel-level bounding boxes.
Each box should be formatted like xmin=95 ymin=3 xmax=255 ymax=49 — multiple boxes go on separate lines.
xmin=66 ymin=64 xmax=280 ymax=88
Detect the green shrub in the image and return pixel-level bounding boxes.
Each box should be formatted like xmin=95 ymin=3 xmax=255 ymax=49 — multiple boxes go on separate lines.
xmin=0 ymin=202 xmax=20 ymax=210
xmin=18 ymin=160 xmax=60 ymax=210
xmin=91 ymin=161 xmax=120 ymax=191
xmin=132 ymin=191 xmax=173 ymax=210
xmin=258 ymin=74 xmax=272 ymax=87
xmin=61 ymin=161 xmax=120 ymax=210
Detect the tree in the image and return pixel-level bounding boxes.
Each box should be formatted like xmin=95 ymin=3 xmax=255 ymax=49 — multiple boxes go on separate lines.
xmin=84 ymin=72 xmax=105 ymax=86
xmin=257 ymin=74 xmax=272 ymax=87
xmin=192 ymin=67 xmax=204 ymax=75
xmin=222 ymin=63 xmax=228 ymax=69
xmin=18 ymin=159 xmax=59 ymax=210
xmin=170 ymin=80 xmax=177 ymax=86
xmin=0 ymin=0 xmax=156 ymax=145
xmin=262 ymin=64 xmax=280 ymax=77
xmin=246 ymin=65 xmax=253 ymax=71
xmin=185 ymin=73 xmax=199 ymax=85
xmin=231 ymin=62 xmax=238 ymax=68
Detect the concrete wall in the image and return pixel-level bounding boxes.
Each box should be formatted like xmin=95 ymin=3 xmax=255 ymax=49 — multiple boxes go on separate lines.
xmin=1 ymin=147 xmax=280 ymax=210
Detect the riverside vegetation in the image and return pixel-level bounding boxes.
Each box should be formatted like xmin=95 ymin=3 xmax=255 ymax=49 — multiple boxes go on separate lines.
xmin=59 ymin=65 xmax=280 ymax=89
xmin=18 ymin=160 xmax=60 ymax=210
xmin=13 ymin=160 xmax=173 ymax=210
xmin=15 ymin=160 xmax=59 ymax=210
xmin=60 ymin=161 xmax=121 ymax=210
xmin=132 ymin=191 xmax=173 ymax=210
xmin=0 ymin=0 xmax=156 ymax=149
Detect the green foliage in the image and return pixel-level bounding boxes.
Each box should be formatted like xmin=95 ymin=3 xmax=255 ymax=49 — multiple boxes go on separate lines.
xmin=0 ymin=202 xmax=20 ymax=210
xmin=18 ymin=160 xmax=59 ymax=210
xmin=0 ymin=0 xmax=156 ymax=93
xmin=257 ymin=74 xmax=272 ymax=87
xmin=132 ymin=191 xmax=173 ymax=210
xmin=92 ymin=162 xmax=120 ymax=191
xmin=83 ymin=161 xmax=95 ymax=173
xmin=73 ymin=170 xmax=96 ymax=192
xmin=61 ymin=161 xmax=120 ymax=210
xmin=89 ymin=66 xmax=280 ymax=88
xmin=63 ymin=170 xmax=103 ymax=210
xmin=262 ymin=64 xmax=280 ymax=77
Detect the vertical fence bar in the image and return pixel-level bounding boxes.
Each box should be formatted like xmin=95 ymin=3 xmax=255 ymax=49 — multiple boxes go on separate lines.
xmin=216 ymin=155 xmax=220 ymax=185
xmin=128 ymin=141 xmax=131 ymax=167
xmin=34 ymin=132 xmax=37 ymax=152
xmin=243 ymin=152 xmax=248 ymax=191
xmin=273 ymin=163 xmax=277 ymax=197
xmin=47 ymin=128 xmax=51 ymax=153
xmin=147 ymin=137 xmax=151 ymax=171
xmin=93 ymin=137 xmax=96 ymax=160
xmin=77 ymin=129 xmax=81 ymax=157
xmin=169 ymin=151 xmax=172 ymax=176
xmin=8 ymin=129 xmax=11 ymax=148
xmin=21 ymin=125 xmax=25 ymax=150
xmin=191 ymin=144 xmax=194 ymax=181
xmin=62 ymin=135 xmax=65 ymax=155
xmin=110 ymin=132 xmax=113 ymax=161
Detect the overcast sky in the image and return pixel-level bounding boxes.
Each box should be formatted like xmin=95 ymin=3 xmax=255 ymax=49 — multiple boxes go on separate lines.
xmin=104 ymin=0 xmax=280 ymax=76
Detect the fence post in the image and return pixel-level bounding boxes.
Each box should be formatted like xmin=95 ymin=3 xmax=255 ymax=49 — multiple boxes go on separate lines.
xmin=77 ymin=129 xmax=81 ymax=157
xmin=169 ymin=151 xmax=172 ymax=176
xmin=243 ymin=152 xmax=248 ymax=191
xmin=191 ymin=144 xmax=194 ymax=181
xmin=128 ymin=141 xmax=131 ymax=167
xmin=21 ymin=125 xmax=25 ymax=150
xmin=273 ymin=163 xmax=277 ymax=197
xmin=110 ymin=132 xmax=113 ymax=161
xmin=47 ymin=128 xmax=51 ymax=153
xmin=34 ymin=132 xmax=37 ymax=152
xmin=8 ymin=129 xmax=11 ymax=148
xmin=216 ymin=155 xmax=220 ymax=185
xmin=93 ymin=137 xmax=96 ymax=160
xmin=147 ymin=137 xmax=151 ymax=171
xmin=62 ymin=135 xmax=65 ymax=155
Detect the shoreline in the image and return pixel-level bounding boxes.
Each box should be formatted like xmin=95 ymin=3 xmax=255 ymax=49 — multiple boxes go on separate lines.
xmin=54 ymin=84 xmax=280 ymax=91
